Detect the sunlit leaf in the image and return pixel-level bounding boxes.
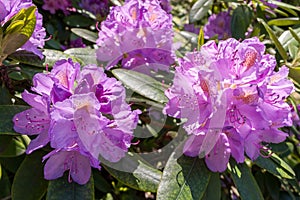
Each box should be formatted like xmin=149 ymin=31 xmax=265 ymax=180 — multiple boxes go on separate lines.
xmin=12 ymin=150 xmax=48 ymax=200
xmin=112 ymin=69 xmax=168 ymax=103
xmin=157 ymin=153 xmax=211 ymax=200
xmin=103 ymin=153 xmax=162 ymax=193
xmin=0 ymin=135 xmax=30 ymax=157
xmin=64 ymin=48 xmax=98 ymax=66
xmin=268 ymin=18 xmax=300 ymax=26
xmin=189 ymin=0 xmax=213 ymax=23
xmin=71 ymin=28 xmax=98 ymax=43
xmin=258 ymin=18 xmax=288 ymax=60
xmin=229 ymin=161 xmax=264 ymax=200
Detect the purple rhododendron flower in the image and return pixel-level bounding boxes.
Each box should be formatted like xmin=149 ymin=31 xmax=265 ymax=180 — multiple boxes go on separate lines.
xmin=42 ymin=0 xmax=71 ymax=15
xmin=164 ymin=37 xmax=294 ymax=172
xmin=13 ymin=59 xmax=140 ymax=184
xmin=96 ymin=0 xmax=174 ymax=71
xmin=80 ymin=0 xmax=109 ymax=19
xmin=203 ymin=11 xmax=231 ymax=40
xmin=0 ymin=0 xmax=46 ymax=58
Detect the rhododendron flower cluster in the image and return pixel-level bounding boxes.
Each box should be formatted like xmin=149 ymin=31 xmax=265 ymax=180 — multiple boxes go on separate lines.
xmin=203 ymin=11 xmax=232 ymax=40
xmin=96 ymin=0 xmax=174 ymax=71
xmin=164 ymin=37 xmax=294 ymax=172
xmin=0 ymin=0 xmax=46 ymax=58
xmin=13 ymin=59 xmax=140 ymax=184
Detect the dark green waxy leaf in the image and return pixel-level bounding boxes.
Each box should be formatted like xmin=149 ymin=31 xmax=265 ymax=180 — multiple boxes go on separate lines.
xmin=0 ymin=86 xmax=13 ymax=104
xmin=0 ymin=167 xmax=11 ymax=199
xmin=12 ymin=150 xmax=48 ymax=200
xmin=64 ymin=15 xmax=95 ymax=27
xmin=255 ymin=153 xmax=296 ymax=179
xmin=92 ymin=170 xmax=112 ymax=193
xmin=64 ymin=48 xmax=98 ymax=66
xmin=8 ymin=50 xmax=44 ymax=67
xmin=46 ymin=173 xmax=94 ymax=200
xmin=231 ymin=5 xmax=253 ymax=39
xmin=0 ymin=154 xmax=25 ymax=173
xmin=0 ymin=135 xmax=30 ymax=157
xmin=268 ymin=18 xmax=300 ymax=26
xmin=103 ymin=153 xmax=162 ymax=193
xmin=229 ymin=161 xmax=264 ymax=200
xmin=202 ymin=172 xmax=221 ymax=200
xmin=189 ymin=0 xmax=213 ymax=23
xmin=157 ymin=153 xmax=211 ymax=200
xmin=258 ymin=18 xmax=288 ymax=60
xmin=0 ymin=105 xmax=30 ymax=135
xmin=112 ymin=69 xmax=168 ymax=103
xmin=71 ymin=28 xmax=98 ymax=43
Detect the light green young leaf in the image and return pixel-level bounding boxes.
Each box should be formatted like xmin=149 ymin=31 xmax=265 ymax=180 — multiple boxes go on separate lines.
xmin=157 ymin=153 xmax=211 ymax=200
xmin=268 ymin=18 xmax=300 ymax=26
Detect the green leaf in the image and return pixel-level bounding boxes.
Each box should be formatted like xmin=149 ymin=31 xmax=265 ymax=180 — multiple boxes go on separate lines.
xmin=0 ymin=105 xmax=30 ymax=135
xmin=71 ymin=28 xmax=98 ymax=43
xmin=231 ymin=5 xmax=253 ymax=39
xmin=92 ymin=170 xmax=112 ymax=193
xmin=103 ymin=154 xmax=162 ymax=193
xmin=268 ymin=18 xmax=300 ymax=26
xmin=0 ymin=135 xmax=30 ymax=157
xmin=202 ymin=173 xmax=221 ymax=200
xmin=197 ymin=26 xmax=204 ymax=50
xmin=157 ymin=154 xmax=211 ymax=200
xmin=64 ymin=15 xmax=95 ymax=27
xmin=258 ymin=18 xmax=288 ymax=60
xmin=12 ymin=150 xmax=48 ymax=200
xmin=269 ymin=0 xmax=300 ymax=12
xmin=64 ymin=48 xmax=98 ymax=66
xmin=189 ymin=0 xmax=213 ymax=23
xmin=228 ymin=161 xmax=264 ymax=200
xmin=46 ymin=173 xmax=94 ymax=200
xmin=2 ymin=33 xmax=29 ymax=55
xmin=2 ymin=6 xmax=37 ymax=55
xmin=279 ymin=27 xmax=300 ymax=49
xmin=0 ymin=168 xmax=11 ymax=199
xmin=8 ymin=50 xmax=44 ymax=67
xmin=43 ymin=49 xmax=81 ymax=67
xmin=112 ymin=69 xmax=168 ymax=103
xmin=254 ymin=155 xmax=295 ymax=179
xmin=0 ymin=154 xmax=25 ymax=173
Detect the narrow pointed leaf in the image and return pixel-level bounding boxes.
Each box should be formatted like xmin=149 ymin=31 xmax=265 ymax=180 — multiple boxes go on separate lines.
xmin=197 ymin=26 xmax=204 ymax=49
xmin=258 ymin=18 xmax=288 ymax=60
xmin=112 ymin=69 xmax=168 ymax=103
xmin=157 ymin=153 xmax=211 ymax=200
xmin=268 ymin=18 xmax=300 ymax=26
xmin=229 ymin=161 xmax=264 ymax=200
xmin=12 ymin=150 xmax=48 ymax=200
